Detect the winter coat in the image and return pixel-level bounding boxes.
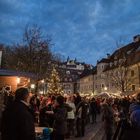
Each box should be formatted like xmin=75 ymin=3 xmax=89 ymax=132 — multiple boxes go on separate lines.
xmin=39 ymin=104 xmax=55 ymax=127
xmin=129 ymin=102 xmax=140 ymax=114
xmin=102 ymin=103 xmax=114 ymax=133
xmin=90 ymin=101 xmax=97 ymax=114
xmin=52 ymin=105 xmax=68 ymax=135
xmin=119 ymin=124 xmax=140 ymax=140
xmin=76 ymin=101 xmax=88 ymax=119
xmin=67 ymin=102 xmax=76 ymax=119
xmin=114 ymin=103 xmax=140 ymax=140
xmin=1 ymin=101 xmax=35 ymax=140
xmin=74 ymin=95 xmax=81 ymax=106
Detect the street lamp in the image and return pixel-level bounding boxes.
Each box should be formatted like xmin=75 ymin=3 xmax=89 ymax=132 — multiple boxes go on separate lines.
xmin=39 ymin=91 xmax=43 ymax=95
xmin=17 ymin=77 xmax=20 ymax=84
xmin=104 ymin=87 xmax=107 ymax=91
xmin=30 ymin=84 xmax=35 ymax=93
xmin=31 ymin=84 xmax=35 ymax=89
xmin=41 ymin=79 xmax=45 ymax=83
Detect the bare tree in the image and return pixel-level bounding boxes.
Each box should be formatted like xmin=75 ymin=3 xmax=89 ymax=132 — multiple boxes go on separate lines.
xmin=106 ymin=62 xmax=133 ymax=93
xmin=2 ymin=25 xmax=60 ymax=78
xmin=105 ymin=38 xmax=136 ymax=93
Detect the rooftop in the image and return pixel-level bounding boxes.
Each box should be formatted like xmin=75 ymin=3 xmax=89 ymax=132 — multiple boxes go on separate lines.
xmin=0 ymin=69 xmax=36 ymax=79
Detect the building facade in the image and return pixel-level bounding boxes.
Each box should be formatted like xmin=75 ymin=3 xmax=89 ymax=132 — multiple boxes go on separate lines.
xmin=58 ymin=58 xmax=93 ymax=94
xmin=94 ymin=35 xmax=140 ymax=96
xmin=78 ymin=69 xmax=94 ymax=95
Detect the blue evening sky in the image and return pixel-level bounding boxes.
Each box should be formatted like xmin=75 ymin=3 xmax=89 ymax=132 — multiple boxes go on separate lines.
xmin=0 ymin=0 xmax=140 ymax=65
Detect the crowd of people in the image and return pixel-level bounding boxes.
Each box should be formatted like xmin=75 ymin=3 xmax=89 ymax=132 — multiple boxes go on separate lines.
xmin=0 ymin=87 xmax=140 ymax=140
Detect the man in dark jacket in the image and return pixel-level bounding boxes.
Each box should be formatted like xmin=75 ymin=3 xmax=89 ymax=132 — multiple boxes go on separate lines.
xmin=46 ymin=95 xmax=72 ymax=140
xmin=102 ymin=101 xmax=114 ymax=140
xmin=74 ymin=93 xmax=81 ymax=107
xmin=90 ymin=98 xmax=97 ymax=123
xmin=75 ymin=98 xmax=88 ymax=137
xmin=1 ymin=87 xmax=35 ymax=140
xmin=117 ymin=93 xmax=140 ymax=140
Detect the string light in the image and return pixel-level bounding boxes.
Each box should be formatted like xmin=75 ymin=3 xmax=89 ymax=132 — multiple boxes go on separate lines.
xmin=47 ymin=67 xmax=63 ymax=95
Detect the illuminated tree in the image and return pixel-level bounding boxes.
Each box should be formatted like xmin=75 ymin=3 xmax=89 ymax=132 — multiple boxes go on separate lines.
xmin=47 ymin=67 xmax=63 ymax=95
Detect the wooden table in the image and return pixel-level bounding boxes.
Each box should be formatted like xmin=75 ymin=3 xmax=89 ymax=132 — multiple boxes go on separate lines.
xmin=35 ymin=127 xmax=46 ymax=134
xmin=35 ymin=127 xmax=53 ymax=134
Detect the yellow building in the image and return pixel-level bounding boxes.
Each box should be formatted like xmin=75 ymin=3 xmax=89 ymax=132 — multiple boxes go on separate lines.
xmin=78 ymin=69 xmax=95 ymax=96
xmin=94 ymin=35 xmax=140 ymax=96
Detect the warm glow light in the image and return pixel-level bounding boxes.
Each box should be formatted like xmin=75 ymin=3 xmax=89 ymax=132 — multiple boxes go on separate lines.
xmin=39 ymin=91 xmax=43 ymax=94
xmin=31 ymin=84 xmax=35 ymax=89
xmin=104 ymin=87 xmax=107 ymax=91
xmin=41 ymin=79 xmax=45 ymax=83
xmin=28 ymin=79 xmax=30 ymax=83
xmin=17 ymin=77 xmax=20 ymax=84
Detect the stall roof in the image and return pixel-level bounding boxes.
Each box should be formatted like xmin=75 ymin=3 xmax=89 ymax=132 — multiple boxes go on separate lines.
xmin=0 ymin=69 xmax=37 ymax=79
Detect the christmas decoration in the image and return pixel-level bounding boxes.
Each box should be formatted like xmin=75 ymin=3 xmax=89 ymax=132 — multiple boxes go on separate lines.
xmin=47 ymin=67 xmax=63 ymax=95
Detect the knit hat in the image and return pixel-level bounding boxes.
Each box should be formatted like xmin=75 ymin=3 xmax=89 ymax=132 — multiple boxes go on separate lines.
xmin=15 ymin=87 xmax=29 ymax=101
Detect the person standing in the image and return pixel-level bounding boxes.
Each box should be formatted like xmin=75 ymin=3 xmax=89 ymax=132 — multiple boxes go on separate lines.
xmin=1 ymin=87 xmax=35 ymax=140
xmin=74 ymin=93 xmax=81 ymax=107
xmin=46 ymin=95 xmax=70 ymax=140
xmin=66 ymin=96 xmax=76 ymax=137
xmin=75 ymin=98 xmax=87 ymax=137
xmin=90 ymin=98 xmax=97 ymax=124
xmin=102 ymin=99 xmax=114 ymax=140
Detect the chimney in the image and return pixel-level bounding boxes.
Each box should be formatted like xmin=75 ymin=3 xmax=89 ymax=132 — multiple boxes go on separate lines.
xmin=107 ymin=53 xmax=110 ymax=58
xmin=133 ymin=35 xmax=140 ymax=42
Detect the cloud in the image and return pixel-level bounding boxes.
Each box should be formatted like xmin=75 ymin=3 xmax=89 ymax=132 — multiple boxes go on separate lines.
xmin=0 ymin=0 xmax=140 ymax=65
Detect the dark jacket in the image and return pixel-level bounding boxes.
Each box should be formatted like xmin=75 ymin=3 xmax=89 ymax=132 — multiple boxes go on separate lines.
xmin=118 ymin=123 xmax=140 ymax=140
xmin=76 ymin=101 xmax=88 ymax=119
xmin=52 ymin=105 xmax=68 ymax=135
xmin=1 ymin=101 xmax=35 ymax=140
xmin=102 ymin=103 xmax=114 ymax=131
xmin=90 ymin=101 xmax=97 ymax=113
xmin=118 ymin=103 xmax=140 ymax=140
xmin=39 ymin=104 xmax=55 ymax=127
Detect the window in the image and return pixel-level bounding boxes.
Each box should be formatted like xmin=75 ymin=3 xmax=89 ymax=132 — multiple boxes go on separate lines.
xmin=64 ymin=78 xmax=67 ymax=81
xmin=101 ymin=84 xmax=104 ymax=88
xmin=114 ymin=61 xmax=117 ymax=66
xmin=132 ymin=85 xmax=135 ymax=91
xmin=110 ymin=62 xmax=113 ymax=67
xmin=131 ymin=70 xmax=134 ymax=77
xmin=94 ymin=76 xmax=97 ymax=80
xmin=66 ymin=71 xmax=70 ymax=74
xmin=69 ymin=78 xmax=72 ymax=82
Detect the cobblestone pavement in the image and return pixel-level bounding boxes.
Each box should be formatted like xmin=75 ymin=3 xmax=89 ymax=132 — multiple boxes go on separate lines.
xmin=66 ymin=115 xmax=104 ymax=140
